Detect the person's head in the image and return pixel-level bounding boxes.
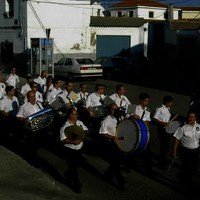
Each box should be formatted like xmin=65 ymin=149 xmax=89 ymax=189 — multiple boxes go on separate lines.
xmin=68 ymin=107 xmax=78 ymax=121
xmin=5 ymin=85 xmax=15 ymax=96
xmin=11 ymin=67 xmax=17 ymax=75
xmin=53 ymin=79 xmax=62 ymax=89
xmin=27 ymin=90 xmax=36 ymax=105
xmin=80 ymin=83 xmax=87 ymax=93
xmin=163 ymin=95 xmax=173 ymax=107
xmin=41 ymin=70 xmax=48 ymax=78
xmin=187 ymin=110 xmax=197 ymax=125
xmin=95 ymin=84 xmax=105 ymax=95
xmin=139 ymin=92 xmax=150 ymax=108
xmin=30 ymin=82 xmax=39 ymax=92
xmin=26 ymin=76 xmax=33 ymax=84
xmin=116 ymin=84 xmax=126 ymax=96
xmin=46 ymin=75 xmax=54 ymax=86
xmin=65 ymin=80 xmax=74 ymax=92
xmin=108 ymin=103 xmax=118 ymax=116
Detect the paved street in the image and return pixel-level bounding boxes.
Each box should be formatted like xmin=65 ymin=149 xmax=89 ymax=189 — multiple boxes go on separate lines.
xmin=1 ymin=77 xmax=200 ymax=200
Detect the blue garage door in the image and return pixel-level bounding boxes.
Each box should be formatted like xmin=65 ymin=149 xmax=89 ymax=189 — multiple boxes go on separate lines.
xmin=96 ymin=35 xmax=130 ymax=58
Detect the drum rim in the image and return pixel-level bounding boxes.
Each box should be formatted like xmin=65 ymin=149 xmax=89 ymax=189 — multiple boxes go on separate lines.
xmin=134 ymin=118 xmax=150 ymax=151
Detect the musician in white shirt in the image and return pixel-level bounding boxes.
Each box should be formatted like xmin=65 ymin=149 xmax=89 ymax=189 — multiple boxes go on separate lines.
xmin=76 ymin=83 xmax=89 ymax=104
xmin=59 ymin=80 xmax=78 ymax=108
xmin=86 ymin=84 xmax=106 ymax=108
xmin=99 ymin=103 xmax=126 ymax=190
xmin=34 ymin=70 xmax=48 ymax=93
xmin=153 ymin=95 xmax=174 ymax=169
xmin=46 ymin=79 xmax=63 ymax=104
xmin=109 ymin=85 xmax=131 ymax=114
xmin=6 ymin=67 xmax=20 ymax=89
xmin=20 ymin=76 xmax=33 ymax=96
xmin=24 ymin=82 xmax=43 ymax=104
xmin=17 ymin=90 xmax=43 ymax=120
xmin=173 ymin=111 xmax=200 ymax=188
xmin=60 ymin=108 xmax=88 ymax=193
xmin=133 ymin=92 xmax=151 ymax=125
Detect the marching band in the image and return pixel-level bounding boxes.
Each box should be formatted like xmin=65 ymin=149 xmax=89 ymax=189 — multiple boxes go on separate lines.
xmin=0 ymin=70 xmax=199 ymax=194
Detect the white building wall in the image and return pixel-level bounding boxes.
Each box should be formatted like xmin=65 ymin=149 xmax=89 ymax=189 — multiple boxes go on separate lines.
xmin=26 ymin=0 xmax=105 ymax=55
xmin=110 ymin=7 xmax=179 ymax=20
xmin=0 ymin=0 xmax=26 ymax=53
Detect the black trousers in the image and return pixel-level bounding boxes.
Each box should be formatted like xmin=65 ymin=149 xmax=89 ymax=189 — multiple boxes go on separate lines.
xmin=157 ymin=126 xmax=171 ymax=166
xmin=99 ymin=137 xmax=125 ymax=179
xmin=63 ymin=147 xmax=82 ymax=185
xmin=180 ymin=146 xmax=199 ymax=184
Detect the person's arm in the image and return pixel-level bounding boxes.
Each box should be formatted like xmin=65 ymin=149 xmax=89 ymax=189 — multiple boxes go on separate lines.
xmin=173 ymin=138 xmax=181 ymax=159
xmin=61 ymin=138 xmax=82 ymax=145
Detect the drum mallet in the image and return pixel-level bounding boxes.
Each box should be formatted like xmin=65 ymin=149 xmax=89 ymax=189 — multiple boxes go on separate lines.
xmin=167 ymin=158 xmax=176 ymax=172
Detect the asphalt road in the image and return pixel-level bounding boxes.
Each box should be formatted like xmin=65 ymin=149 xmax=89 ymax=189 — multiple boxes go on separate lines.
xmin=1 ymin=77 xmax=200 ymax=200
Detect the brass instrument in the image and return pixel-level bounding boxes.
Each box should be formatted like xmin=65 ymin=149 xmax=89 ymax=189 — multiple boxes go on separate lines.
xmin=64 ymin=125 xmax=85 ymax=141
xmin=25 ymin=107 xmax=54 ymax=132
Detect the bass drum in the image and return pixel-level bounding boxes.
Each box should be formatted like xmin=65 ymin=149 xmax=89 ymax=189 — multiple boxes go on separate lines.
xmin=116 ymin=118 xmax=150 ymax=153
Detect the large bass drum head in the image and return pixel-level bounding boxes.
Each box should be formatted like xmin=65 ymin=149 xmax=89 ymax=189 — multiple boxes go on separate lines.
xmin=116 ymin=119 xmax=139 ymax=152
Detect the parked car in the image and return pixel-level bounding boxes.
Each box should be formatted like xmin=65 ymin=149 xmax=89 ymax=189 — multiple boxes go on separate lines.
xmin=54 ymin=57 xmax=103 ymax=80
xmin=94 ymin=56 xmax=135 ymax=79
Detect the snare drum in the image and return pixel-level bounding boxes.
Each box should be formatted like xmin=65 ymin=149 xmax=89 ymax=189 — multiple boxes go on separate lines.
xmin=116 ymin=118 xmax=150 ymax=153
xmin=165 ymin=121 xmax=181 ymax=134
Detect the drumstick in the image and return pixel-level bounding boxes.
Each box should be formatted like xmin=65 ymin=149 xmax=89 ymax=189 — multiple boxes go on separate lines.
xmin=164 ymin=114 xmax=179 ymax=129
xmin=167 ymin=158 xmax=176 ymax=171
xmin=170 ymin=114 xmax=179 ymax=122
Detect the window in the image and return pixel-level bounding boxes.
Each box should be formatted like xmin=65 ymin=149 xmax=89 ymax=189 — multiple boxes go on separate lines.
xmin=149 ymin=11 xmax=154 ymax=18
xmin=4 ymin=0 xmax=14 ymax=18
xmin=117 ymin=11 xmax=122 ymax=17
xmin=129 ymin=11 xmax=134 ymax=17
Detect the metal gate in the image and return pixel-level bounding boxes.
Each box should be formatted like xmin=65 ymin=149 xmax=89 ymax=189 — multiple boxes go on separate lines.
xmin=96 ymin=35 xmax=130 ymax=58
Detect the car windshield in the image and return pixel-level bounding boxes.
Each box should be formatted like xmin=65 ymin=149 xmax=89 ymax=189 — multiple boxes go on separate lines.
xmin=76 ymin=58 xmax=94 ymax=64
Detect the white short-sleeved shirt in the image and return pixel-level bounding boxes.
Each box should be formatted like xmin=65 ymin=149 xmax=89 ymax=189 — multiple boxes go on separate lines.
xmin=0 ymin=95 xmax=19 ymax=113
xmin=99 ymin=115 xmax=118 ymax=137
xmin=47 ymin=87 xmax=63 ymax=103
xmin=109 ymin=93 xmax=131 ymax=109
xmin=86 ymin=92 xmax=106 ymax=108
xmin=173 ymin=122 xmax=200 ymax=149
xmin=0 ymin=82 xmax=6 ymax=99
xmin=6 ymin=74 xmax=20 ymax=88
xmin=34 ymin=76 xmax=46 ymax=89
xmin=77 ymin=91 xmax=89 ymax=102
xmin=16 ymin=102 xmax=43 ymax=118
xmin=153 ymin=104 xmax=171 ymax=123
xmin=20 ymin=83 xmax=31 ymax=96
xmin=134 ymin=105 xmax=151 ymax=122
xmin=24 ymin=91 xmax=43 ymax=104
xmin=60 ymin=120 xmax=88 ymax=150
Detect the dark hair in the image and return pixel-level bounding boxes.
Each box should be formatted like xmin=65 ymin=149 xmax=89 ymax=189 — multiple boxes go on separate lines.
xmin=95 ymin=84 xmax=105 ymax=92
xmin=66 ymin=107 xmax=77 ymax=118
xmin=163 ymin=95 xmax=173 ymax=104
xmin=30 ymin=81 xmax=38 ymax=88
xmin=80 ymin=83 xmax=87 ymax=88
xmin=26 ymin=75 xmax=33 ymax=81
xmin=139 ymin=92 xmax=150 ymax=101
xmin=53 ymin=79 xmax=61 ymax=86
xmin=116 ymin=84 xmax=124 ymax=92
xmin=5 ymin=85 xmax=14 ymax=93
xmin=65 ymin=79 xmax=74 ymax=86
